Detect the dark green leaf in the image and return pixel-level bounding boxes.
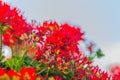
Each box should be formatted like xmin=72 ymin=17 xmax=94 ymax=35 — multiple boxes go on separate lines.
xmin=96 ymin=49 xmax=104 ymax=58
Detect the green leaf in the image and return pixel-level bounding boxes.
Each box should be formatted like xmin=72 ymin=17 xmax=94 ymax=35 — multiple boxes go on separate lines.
xmin=48 ymin=70 xmax=61 ymax=76
xmin=0 ymin=55 xmax=5 ymax=61
xmin=4 ymin=55 xmax=24 ymax=72
xmin=64 ymin=69 xmax=73 ymax=80
xmin=88 ymin=56 xmax=94 ymax=61
xmin=96 ymin=49 xmax=104 ymax=58
xmin=24 ymin=55 xmax=37 ymax=67
xmin=0 ymin=56 xmax=5 ymax=67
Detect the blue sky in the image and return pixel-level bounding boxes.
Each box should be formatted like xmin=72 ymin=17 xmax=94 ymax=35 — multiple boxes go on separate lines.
xmin=4 ymin=0 xmax=120 ymax=70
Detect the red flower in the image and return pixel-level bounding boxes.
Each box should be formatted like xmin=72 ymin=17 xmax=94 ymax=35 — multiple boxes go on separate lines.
xmin=54 ymin=76 xmax=62 ymax=80
xmin=7 ymin=69 xmax=20 ymax=79
xmin=110 ymin=65 xmax=120 ymax=79
xmin=2 ymin=30 xmax=16 ymax=46
xmin=36 ymin=21 xmax=84 ymax=62
xmin=39 ymin=21 xmax=59 ymax=33
xmin=0 ymin=1 xmax=32 ymax=46
xmin=0 ymin=68 xmax=6 ymax=77
xmin=87 ymin=42 xmax=95 ymax=53
xmin=20 ymin=67 xmax=36 ymax=80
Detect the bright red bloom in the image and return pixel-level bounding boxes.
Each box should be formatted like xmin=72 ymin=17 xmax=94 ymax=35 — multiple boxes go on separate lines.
xmin=35 ymin=21 xmax=111 ymax=80
xmin=54 ymin=76 xmax=63 ymax=80
xmin=76 ymin=65 xmax=110 ymax=80
xmin=39 ymin=21 xmax=59 ymax=34
xmin=87 ymin=42 xmax=95 ymax=53
xmin=0 ymin=1 xmax=32 ymax=46
xmin=7 ymin=69 xmax=20 ymax=79
xmin=0 ymin=1 xmax=112 ymax=79
xmin=20 ymin=67 xmax=36 ymax=80
xmin=35 ymin=21 xmax=85 ymax=73
xmin=0 ymin=68 xmax=6 ymax=77
xmin=2 ymin=30 xmax=16 ymax=45
xmin=110 ymin=65 xmax=120 ymax=80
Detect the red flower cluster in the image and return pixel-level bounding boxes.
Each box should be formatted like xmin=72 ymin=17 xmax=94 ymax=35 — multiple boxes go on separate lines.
xmin=0 ymin=67 xmax=36 ymax=80
xmin=111 ymin=65 xmax=120 ymax=80
xmin=35 ymin=21 xmax=84 ymax=72
xmin=34 ymin=21 xmax=110 ymax=80
xmin=36 ymin=21 xmax=84 ymax=58
xmin=0 ymin=1 xmax=32 ymax=46
xmin=70 ymin=57 xmax=110 ymax=80
xmin=0 ymin=1 xmax=113 ymax=80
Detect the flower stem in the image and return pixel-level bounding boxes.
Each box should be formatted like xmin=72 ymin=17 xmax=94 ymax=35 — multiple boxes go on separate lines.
xmin=0 ymin=27 xmax=2 ymax=56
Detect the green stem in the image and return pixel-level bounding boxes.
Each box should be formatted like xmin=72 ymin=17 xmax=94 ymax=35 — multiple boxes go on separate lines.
xmin=10 ymin=44 xmax=13 ymax=57
xmin=21 ymin=49 xmax=28 ymax=60
xmin=0 ymin=28 xmax=2 ymax=56
xmin=37 ymin=68 xmax=46 ymax=75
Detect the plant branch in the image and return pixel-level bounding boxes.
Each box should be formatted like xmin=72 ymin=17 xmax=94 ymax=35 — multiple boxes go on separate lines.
xmin=0 ymin=27 xmax=2 ymax=56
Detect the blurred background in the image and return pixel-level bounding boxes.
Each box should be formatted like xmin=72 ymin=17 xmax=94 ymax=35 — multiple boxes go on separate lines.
xmin=3 ymin=0 xmax=120 ymax=71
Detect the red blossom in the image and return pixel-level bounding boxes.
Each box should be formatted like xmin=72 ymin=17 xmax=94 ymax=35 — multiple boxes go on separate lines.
xmin=0 ymin=1 xmax=112 ymax=79
xmin=20 ymin=67 xmax=36 ymax=80
xmin=87 ymin=42 xmax=95 ymax=53
xmin=0 ymin=1 xmax=32 ymax=46
xmin=54 ymin=76 xmax=63 ymax=80
xmin=7 ymin=69 xmax=20 ymax=78
xmin=2 ymin=30 xmax=16 ymax=46
xmin=110 ymin=65 xmax=120 ymax=79
xmin=0 ymin=68 xmax=6 ymax=77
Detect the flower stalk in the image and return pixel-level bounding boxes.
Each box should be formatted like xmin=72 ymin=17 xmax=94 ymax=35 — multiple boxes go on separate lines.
xmin=0 ymin=25 xmax=2 ymax=56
